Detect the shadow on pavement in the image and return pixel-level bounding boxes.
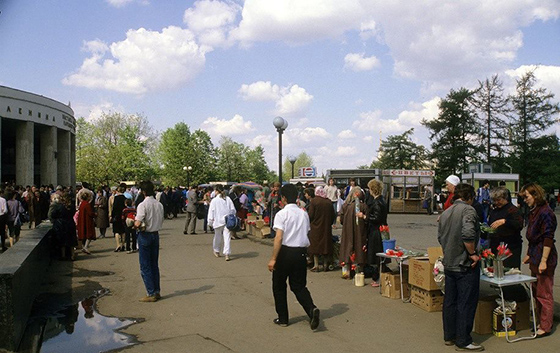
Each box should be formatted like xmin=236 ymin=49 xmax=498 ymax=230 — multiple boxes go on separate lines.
xmin=165 ymin=285 xmax=215 ymax=299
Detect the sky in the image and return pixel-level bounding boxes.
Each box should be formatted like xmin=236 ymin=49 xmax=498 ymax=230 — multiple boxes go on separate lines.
xmin=1 ymin=0 xmax=559 ymax=177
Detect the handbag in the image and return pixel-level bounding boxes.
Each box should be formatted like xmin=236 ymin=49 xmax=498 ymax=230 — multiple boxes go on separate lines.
xmin=422 ymin=200 xmax=428 ymax=209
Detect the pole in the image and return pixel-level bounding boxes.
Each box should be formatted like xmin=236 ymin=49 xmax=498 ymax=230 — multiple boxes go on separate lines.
xmin=278 ymin=129 xmax=283 ymax=185
xmin=291 ymin=163 xmax=295 ymax=179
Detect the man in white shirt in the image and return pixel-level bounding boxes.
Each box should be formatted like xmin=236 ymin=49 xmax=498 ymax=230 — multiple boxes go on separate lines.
xmin=268 ymin=184 xmax=320 ymax=330
xmin=135 ymin=180 xmax=164 ymax=302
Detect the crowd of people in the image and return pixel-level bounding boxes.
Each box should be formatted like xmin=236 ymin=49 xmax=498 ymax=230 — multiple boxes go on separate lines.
xmin=1 ymin=176 xmax=557 ymax=344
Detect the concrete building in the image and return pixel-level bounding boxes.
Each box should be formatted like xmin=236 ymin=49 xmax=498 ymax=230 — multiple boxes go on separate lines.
xmin=0 ymin=86 xmax=75 ymax=187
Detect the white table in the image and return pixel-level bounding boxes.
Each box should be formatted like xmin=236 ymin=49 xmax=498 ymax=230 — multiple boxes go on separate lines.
xmin=376 ymin=252 xmax=409 ymax=302
xmin=480 ymin=274 xmax=537 ymax=342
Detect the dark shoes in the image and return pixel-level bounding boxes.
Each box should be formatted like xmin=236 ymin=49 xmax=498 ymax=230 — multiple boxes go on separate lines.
xmin=273 ymin=318 xmax=288 ymax=327
xmin=310 ymin=308 xmax=320 ymax=330
xmin=183 ymin=231 xmax=188 ymax=235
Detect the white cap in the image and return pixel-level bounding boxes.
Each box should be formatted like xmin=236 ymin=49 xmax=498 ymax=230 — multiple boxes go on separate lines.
xmin=445 ymin=175 xmax=460 ymax=186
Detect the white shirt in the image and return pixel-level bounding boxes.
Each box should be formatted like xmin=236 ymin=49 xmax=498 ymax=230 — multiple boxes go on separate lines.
xmin=136 ymin=196 xmax=164 ymax=232
xmin=0 ymin=196 xmax=7 ymax=216
xmin=207 ymin=195 xmax=236 ymax=228
xmin=273 ymin=204 xmax=310 ymax=247
xmin=325 ymin=185 xmax=339 ymax=202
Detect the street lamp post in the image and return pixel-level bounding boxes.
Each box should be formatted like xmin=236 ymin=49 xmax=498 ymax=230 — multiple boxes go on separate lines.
xmin=183 ymin=165 xmax=192 ymax=187
xmin=273 ymin=116 xmax=288 ymax=185
xmin=288 ymin=156 xmax=297 ymax=180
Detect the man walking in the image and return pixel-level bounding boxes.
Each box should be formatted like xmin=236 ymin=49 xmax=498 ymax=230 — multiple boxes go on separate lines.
xmin=135 ymin=180 xmax=164 ymax=302
xmin=268 ymin=184 xmax=320 ymax=330
xmin=476 ymin=179 xmax=491 ymax=223
xmin=184 ymin=185 xmax=198 ymax=234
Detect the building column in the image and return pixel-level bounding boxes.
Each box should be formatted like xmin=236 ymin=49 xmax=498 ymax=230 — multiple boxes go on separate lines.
xmin=0 ymin=118 xmax=2 ymax=182
xmin=57 ymin=130 xmax=71 ymax=187
xmin=70 ymin=133 xmax=76 ymax=188
xmin=40 ymin=126 xmax=57 ymax=186
xmin=16 ymin=121 xmax=34 ymax=186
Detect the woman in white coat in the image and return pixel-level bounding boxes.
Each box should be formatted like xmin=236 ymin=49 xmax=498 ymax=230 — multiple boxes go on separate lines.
xmin=207 ymin=184 xmax=236 ymax=261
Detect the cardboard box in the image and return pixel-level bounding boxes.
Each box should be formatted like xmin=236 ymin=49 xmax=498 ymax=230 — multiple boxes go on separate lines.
xmin=410 ymin=285 xmax=444 ymax=312
xmin=474 ymin=295 xmax=499 ymax=335
xmin=255 ymin=220 xmax=266 ymax=229
xmin=247 ymin=214 xmax=261 ymax=221
xmin=261 ymin=226 xmax=271 ymax=237
xmin=493 ymin=308 xmax=516 ymax=337
xmin=254 ymin=226 xmax=272 ymax=239
xmin=408 ymin=247 xmax=442 ymax=291
xmin=381 ymin=272 xmax=410 ymax=299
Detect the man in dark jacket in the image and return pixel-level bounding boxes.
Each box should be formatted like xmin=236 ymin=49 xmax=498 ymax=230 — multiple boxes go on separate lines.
xmin=437 ymin=183 xmax=483 ymax=351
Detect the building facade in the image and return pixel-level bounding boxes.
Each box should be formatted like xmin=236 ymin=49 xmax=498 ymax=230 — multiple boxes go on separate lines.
xmin=0 ymin=86 xmax=76 ymax=187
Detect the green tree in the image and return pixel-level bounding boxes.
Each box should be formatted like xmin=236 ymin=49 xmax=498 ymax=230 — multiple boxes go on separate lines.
xmin=76 ymin=112 xmax=156 ymax=186
xmin=508 ymin=70 xmax=560 ymax=184
xmin=157 ymin=123 xmax=218 ymax=186
xmin=376 ymin=128 xmax=428 ymax=170
xmin=470 ymin=75 xmax=509 ymax=165
xmin=245 ymin=145 xmax=270 ymax=183
xmin=422 ymin=88 xmax=482 ymax=183
xmin=282 ymin=151 xmax=314 ymax=181
xmin=216 ymin=136 xmax=248 ymax=182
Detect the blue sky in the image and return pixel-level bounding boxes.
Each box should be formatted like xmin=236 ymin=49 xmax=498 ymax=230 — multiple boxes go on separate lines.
xmin=1 ymin=0 xmax=559 ymax=176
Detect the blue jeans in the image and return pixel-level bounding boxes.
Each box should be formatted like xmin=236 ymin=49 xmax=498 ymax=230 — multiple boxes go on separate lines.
xmin=138 ymin=231 xmax=160 ymax=296
xmin=443 ymin=265 xmax=480 ymax=347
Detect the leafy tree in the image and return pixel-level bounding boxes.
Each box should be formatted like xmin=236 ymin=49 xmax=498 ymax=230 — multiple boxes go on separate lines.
xmin=216 ymin=136 xmax=248 ymax=182
xmin=282 ymin=152 xmax=314 ymax=181
xmin=157 ymin=123 xmax=218 ymax=186
xmin=422 ymin=88 xmax=482 ymax=183
xmin=508 ymin=70 xmax=560 ymax=184
xmin=470 ymin=75 xmax=509 ymax=164
xmin=245 ymin=145 xmax=270 ymax=183
xmin=376 ymin=128 xmax=428 ymax=170
xmin=76 ymin=112 xmax=156 ymax=186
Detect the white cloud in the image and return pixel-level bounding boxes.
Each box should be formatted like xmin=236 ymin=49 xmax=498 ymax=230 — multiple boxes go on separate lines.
xmin=335 ymin=146 xmax=358 ymax=157
xmin=230 ymin=0 xmax=364 ymax=45
xmin=105 ymin=0 xmax=134 ymax=8
xmin=505 ymin=65 xmax=560 ymax=99
xmin=105 ymin=0 xmax=148 ymax=8
xmin=239 ymin=81 xmax=313 ymax=115
xmin=344 ymin=53 xmax=380 ymax=72
xmin=397 ymin=97 xmax=441 ymax=126
xmin=200 ymin=114 xmax=255 ymax=136
xmin=183 ymin=0 xmax=241 ymax=49
xmin=72 ymin=101 xmax=126 ymax=122
xmin=63 ymin=26 xmax=207 ymax=94
xmin=370 ymin=0 xmax=560 ymax=86
xmin=338 ymin=130 xmax=356 ymax=139
xmin=285 ymin=127 xmax=331 ymax=144
xmin=363 ymin=136 xmax=374 ymax=142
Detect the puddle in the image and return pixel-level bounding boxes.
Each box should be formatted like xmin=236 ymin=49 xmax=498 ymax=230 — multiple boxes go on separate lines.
xmin=19 ymin=289 xmax=140 ymax=353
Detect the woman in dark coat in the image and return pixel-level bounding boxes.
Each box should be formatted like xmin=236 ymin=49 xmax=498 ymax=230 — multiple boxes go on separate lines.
xmin=94 ymin=189 xmax=109 ymax=238
xmin=306 ymin=186 xmax=336 ymax=272
xmin=339 ymin=187 xmax=368 ymax=279
xmin=111 ymin=185 xmax=127 ymax=252
xmin=363 ymin=179 xmax=388 ymax=287
xmin=488 ymin=186 xmax=523 ymax=268
xmin=77 ymin=192 xmax=96 ymax=254
xmin=49 ymin=193 xmax=78 ymax=260
xmin=520 ymin=183 xmax=557 ymax=337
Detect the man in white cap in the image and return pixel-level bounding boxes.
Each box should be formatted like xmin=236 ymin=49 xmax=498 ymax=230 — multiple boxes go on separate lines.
xmin=444 ymin=175 xmax=460 ymax=210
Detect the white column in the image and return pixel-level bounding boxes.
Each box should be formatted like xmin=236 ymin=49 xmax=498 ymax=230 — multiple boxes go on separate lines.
xmin=16 ymin=121 xmax=34 ymax=186
xmin=70 ymin=133 xmax=76 ymax=188
xmin=40 ymin=126 xmax=57 ymax=186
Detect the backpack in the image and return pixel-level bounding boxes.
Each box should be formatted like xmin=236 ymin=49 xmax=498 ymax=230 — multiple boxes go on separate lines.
xmin=224 ymin=213 xmax=241 ymax=231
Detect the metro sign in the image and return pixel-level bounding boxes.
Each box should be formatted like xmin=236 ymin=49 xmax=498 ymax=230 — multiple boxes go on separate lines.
xmin=299 ymin=167 xmax=317 ymax=177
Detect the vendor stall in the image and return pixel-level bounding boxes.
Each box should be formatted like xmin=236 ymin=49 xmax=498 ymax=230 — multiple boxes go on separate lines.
xmin=382 ymin=169 xmax=435 ymax=213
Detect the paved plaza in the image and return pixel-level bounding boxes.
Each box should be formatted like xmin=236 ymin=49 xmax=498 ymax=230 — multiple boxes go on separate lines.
xmin=38 ymin=212 xmax=560 ymax=353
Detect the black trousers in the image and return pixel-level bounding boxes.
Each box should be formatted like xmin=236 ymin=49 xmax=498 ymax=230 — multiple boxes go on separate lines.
xmin=0 ymin=214 xmax=7 ymax=250
xmin=443 ymin=265 xmax=480 ymax=347
xmin=272 ymin=245 xmax=316 ymax=323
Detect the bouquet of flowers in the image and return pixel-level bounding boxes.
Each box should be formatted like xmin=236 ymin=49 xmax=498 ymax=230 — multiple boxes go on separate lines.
xmin=379 ymin=225 xmax=390 ymax=240
xmin=496 ymin=242 xmax=512 ymax=261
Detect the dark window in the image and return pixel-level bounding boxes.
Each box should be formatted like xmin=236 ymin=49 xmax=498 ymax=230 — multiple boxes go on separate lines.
xmin=19 ymin=108 xmax=22 ymax=114
xmin=28 ymin=110 xmax=33 ymax=116
xmin=38 ymin=112 xmax=41 ymax=118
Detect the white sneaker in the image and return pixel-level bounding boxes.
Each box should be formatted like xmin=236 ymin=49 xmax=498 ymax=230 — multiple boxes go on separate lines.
xmin=455 ymin=343 xmax=484 ymax=351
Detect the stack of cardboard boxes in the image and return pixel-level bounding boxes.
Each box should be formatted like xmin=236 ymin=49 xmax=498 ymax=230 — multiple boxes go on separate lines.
xmin=408 ymin=247 xmax=444 ymax=312
xmin=246 ymin=214 xmax=271 ymax=239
